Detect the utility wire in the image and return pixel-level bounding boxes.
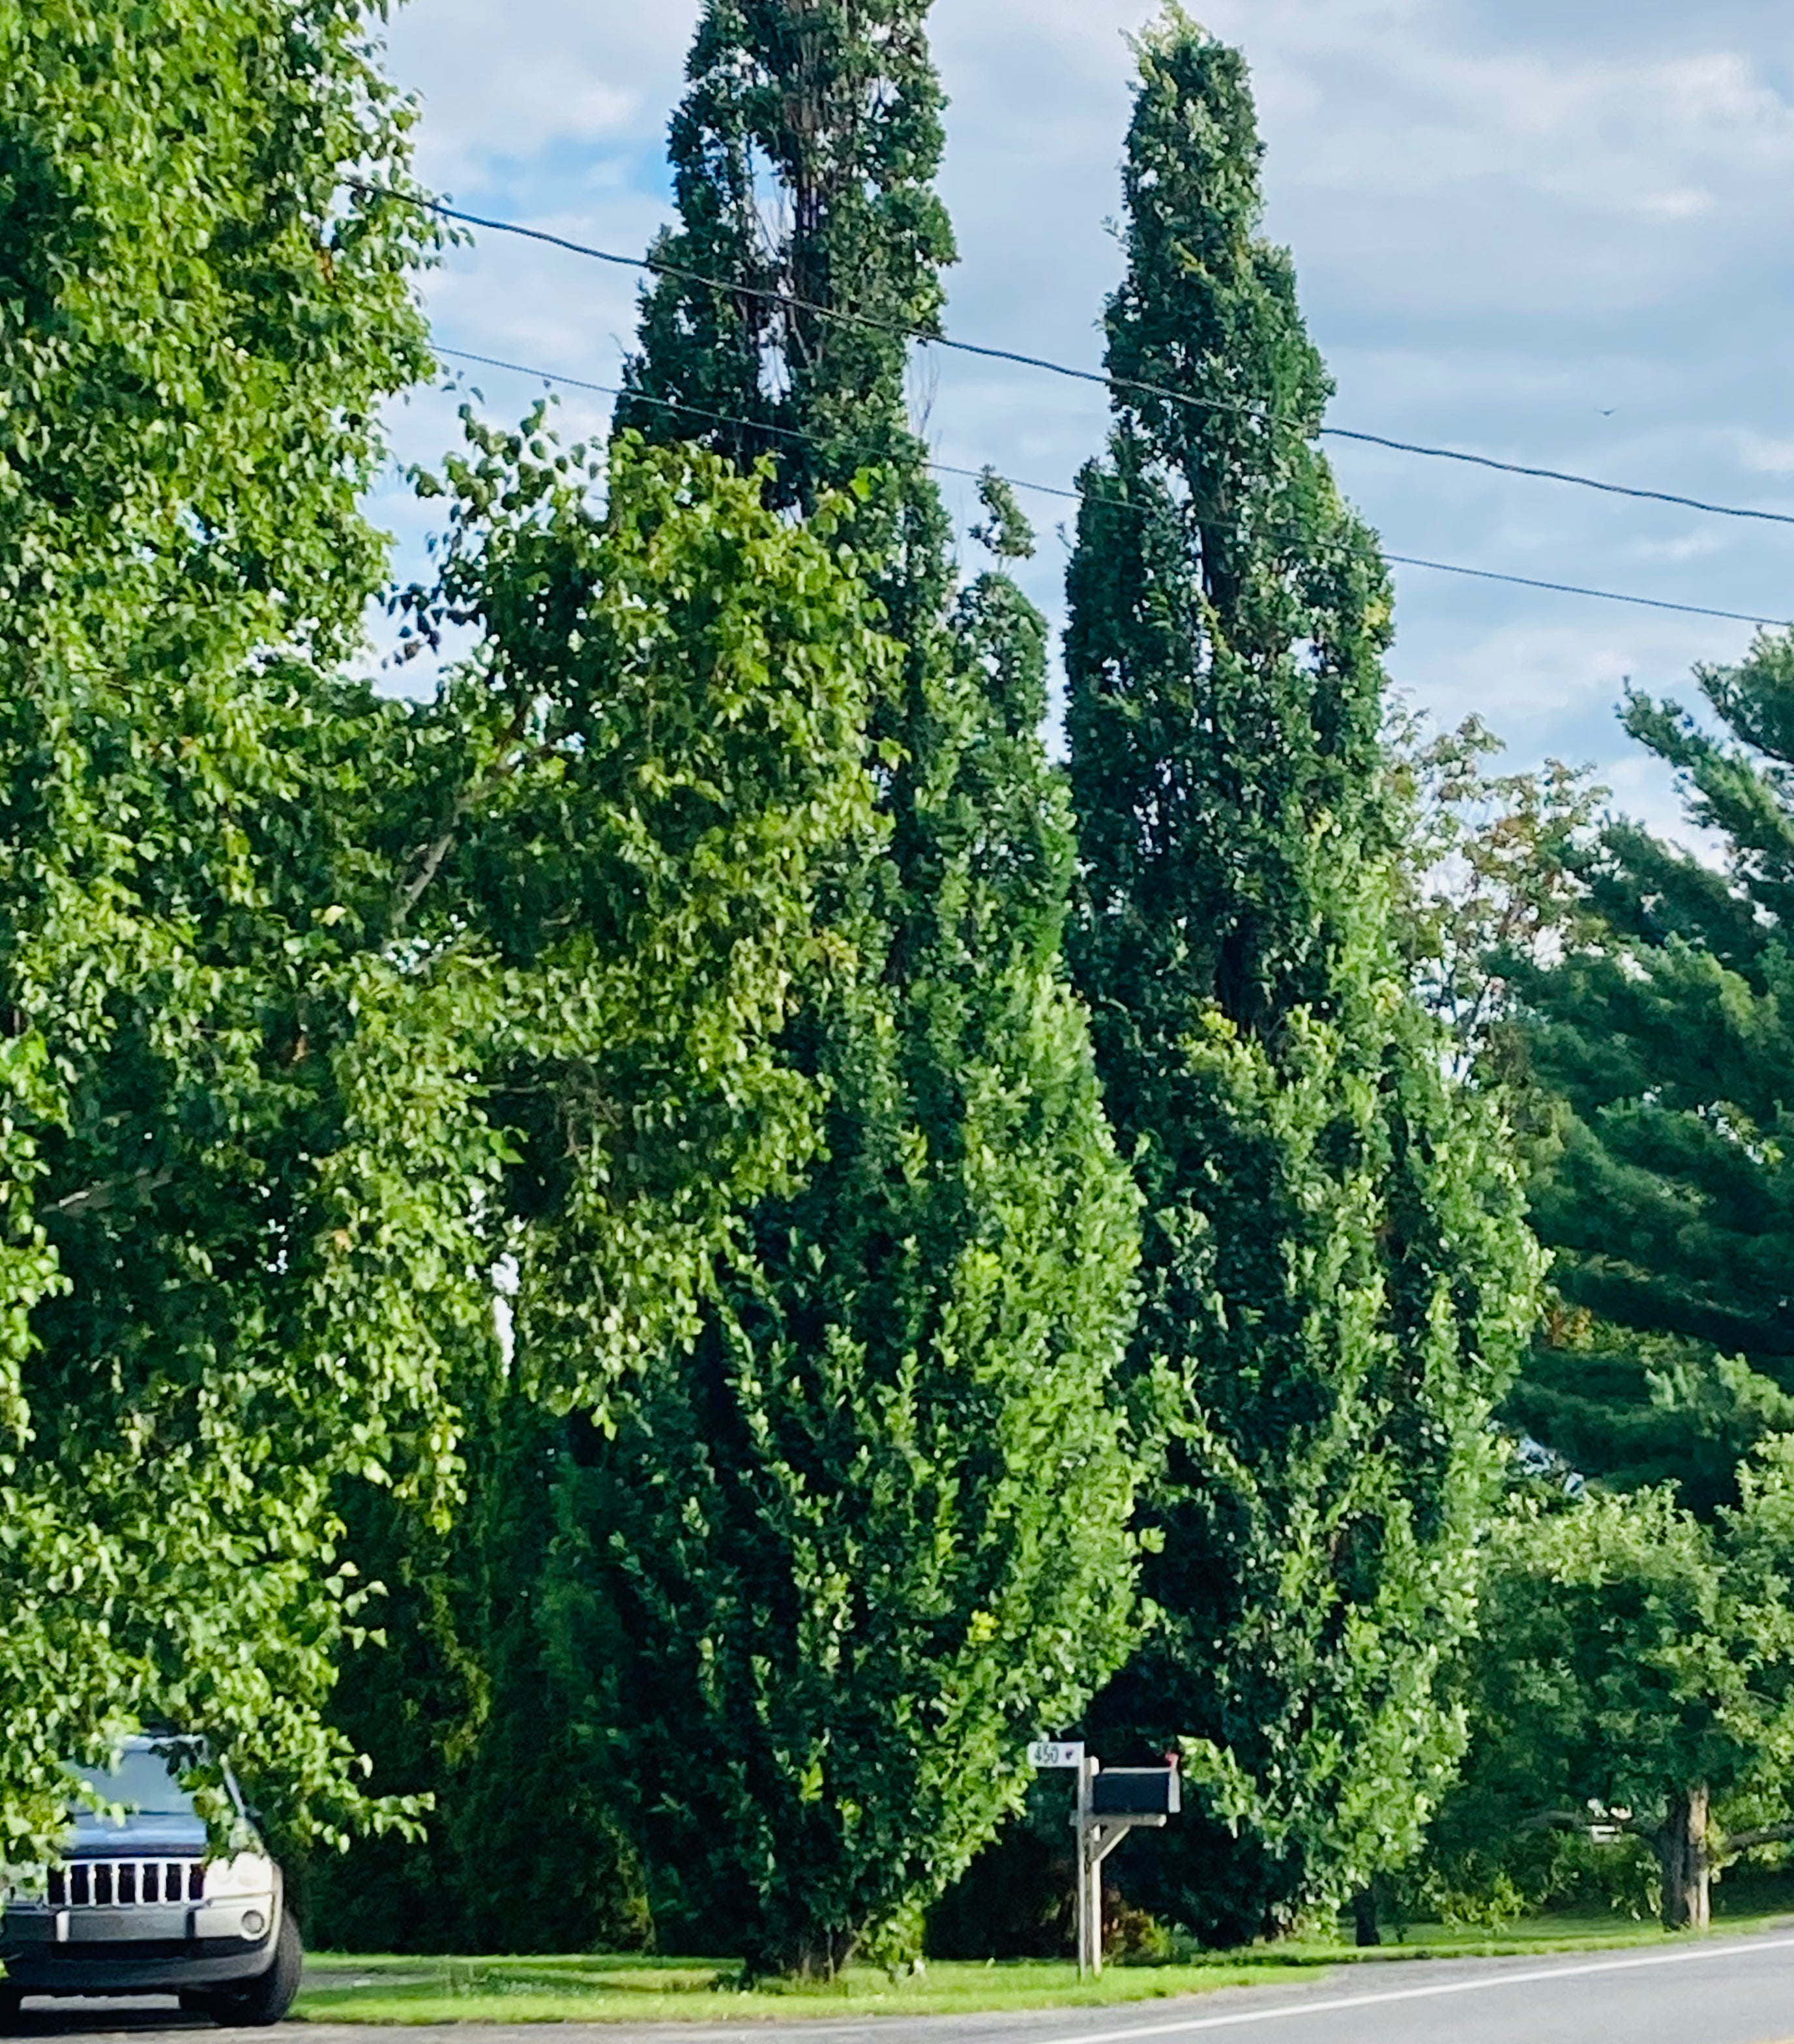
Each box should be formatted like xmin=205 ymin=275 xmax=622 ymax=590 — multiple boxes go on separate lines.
xmin=361 ymin=184 xmax=1794 ymax=533
xmin=436 ymin=345 xmax=1794 ymax=633
xmin=1379 ymin=556 xmax=1791 ymax=629
xmin=439 ymin=346 xmax=1068 ymax=498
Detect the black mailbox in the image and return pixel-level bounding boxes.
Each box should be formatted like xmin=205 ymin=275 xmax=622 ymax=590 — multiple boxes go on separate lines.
xmin=1091 ymin=1767 xmax=1181 ymax=1817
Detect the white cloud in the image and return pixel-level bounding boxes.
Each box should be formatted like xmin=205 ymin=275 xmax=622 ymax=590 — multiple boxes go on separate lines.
xmin=1739 ymin=433 xmax=1794 ymax=474
xmin=381 ymin=0 xmax=694 ymax=188
xmin=1628 ymin=531 xmax=1729 ymax=564
xmin=366 ymin=0 xmax=1794 ymax=818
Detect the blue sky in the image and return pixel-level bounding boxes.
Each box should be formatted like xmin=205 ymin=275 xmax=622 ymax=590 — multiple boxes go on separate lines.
xmin=370 ymin=0 xmax=1794 ymax=836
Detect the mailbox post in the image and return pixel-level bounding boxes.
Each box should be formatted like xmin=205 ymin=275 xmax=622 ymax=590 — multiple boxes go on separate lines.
xmin=1076 ymin=1751 xmax=1096 ymax=1977
xmin=1031 ymin=1743 xmax=1180 ymax=1979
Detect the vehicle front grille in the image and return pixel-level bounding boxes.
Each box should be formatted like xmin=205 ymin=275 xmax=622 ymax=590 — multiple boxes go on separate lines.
xmin=48 ymin=1861 xmax=204 ymax=1908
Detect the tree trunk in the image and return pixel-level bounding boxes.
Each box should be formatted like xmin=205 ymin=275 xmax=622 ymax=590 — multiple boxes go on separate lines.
xmin=782 ymin=1926 xmax=858 ymax=1980
xmin=1658 ymin=1785 xmax=1711 ymax=1931
xmin=1352 ymin=1888 xmax=1381 ymax=1948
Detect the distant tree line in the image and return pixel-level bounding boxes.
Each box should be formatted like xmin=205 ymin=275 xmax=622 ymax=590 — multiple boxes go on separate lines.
xmin=7 ymin=0 xmax=1794 ymax=1970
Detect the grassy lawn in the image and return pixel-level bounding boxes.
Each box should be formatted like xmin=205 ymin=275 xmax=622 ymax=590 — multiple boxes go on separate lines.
xmin=293 ymin=1953 xmax=1307 ymax=2024
xmin=295 ymin=1908 xmax=1794 ymax=2025
xmin=1271 ymin=1904 xmax=1794 ymax=1965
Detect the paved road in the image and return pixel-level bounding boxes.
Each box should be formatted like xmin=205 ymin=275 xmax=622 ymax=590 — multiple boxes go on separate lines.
xmin=10 ymin=1934 xmax=1794 ymax=2044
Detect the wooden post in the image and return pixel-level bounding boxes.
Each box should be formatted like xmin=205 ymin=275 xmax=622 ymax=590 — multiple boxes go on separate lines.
xmin=1089 ymin=1813 xmax=1104 ymax=1980
xmin=1075 ymin=1756 xmax=1096 ymax=1976
xmin=1065 ymin=1752 xmax=1175 ymax=1976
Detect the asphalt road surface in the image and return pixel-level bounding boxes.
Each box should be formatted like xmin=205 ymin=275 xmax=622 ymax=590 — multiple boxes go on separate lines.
xmin=10 ymin=1934 xmax=1794 ymax=2044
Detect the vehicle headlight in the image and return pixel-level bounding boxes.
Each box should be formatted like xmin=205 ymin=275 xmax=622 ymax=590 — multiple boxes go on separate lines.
xmin=201 ymin=1853 xmax=276 ymax=1902
xmin=240 ymin=1908 xmax=267 ymax=1939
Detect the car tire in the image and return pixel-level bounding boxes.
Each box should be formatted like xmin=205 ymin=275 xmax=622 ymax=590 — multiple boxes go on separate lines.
xmin=200 ymin=1914 xmax=303 ymax=2027
xmin=0 ymin=1986 xmax=23 ymax=2034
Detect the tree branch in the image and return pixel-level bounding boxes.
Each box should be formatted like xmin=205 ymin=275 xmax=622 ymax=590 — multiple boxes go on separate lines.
xmin=1719 ymin=1821 xmax=1794 ymax=1854
xmin=1518 ymin=1809 xmax=1598 ymax=1834
xmin=391 ymin=715 xmax=559 ymax=934
xmin=394 ymin=817 xmax=465 ymax=931
xmin=49 ymin=1167 xmax=175 ymax=1218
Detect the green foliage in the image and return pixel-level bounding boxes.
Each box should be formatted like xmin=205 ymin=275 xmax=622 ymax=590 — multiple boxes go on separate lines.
xmin=0 ymin=0 xmax=465 ymax=1863
xmin=1419 ymin=1450 xmax=1794 ymax=1923
xmin=310 ymin=1397 xmax=652 ymax=1955
xmin=1 ymin=656 xmax=514 ymax=1860
xmin=1512 ymin=1309 xmax=1794 ymax=1519
xmin=1521 ymin=633 xmax=1794 ymax=1398
xmin=615 ymin=0 xmax=954 ymax=611
xmin=509 ymin=0 xmax=1145 ymax=1976
xmin=1448 ymin=1489 xmax=1742 ymax=1837
xmin=398 ymin=418 xmax=884 ymax=1415
xmin=1383 ymin=708 xmax=1794 ymax=1517
xmin=1387 ymin=714 xmax=1605 ymax=1081
xmin=1383 ymin=717 xmax=1791 ymax=1513
xmin=969 ymin=469 xmax=1037 ymax=563
xmin=0 ymin=0 xmax=885 ymax=1880
xmin=547 ymin=942 xmax=1140 ymax=1972
xmin=307 ymin=420 xmax=889 ymax=1939
xmin=1063 ymin=12 xmax=1538 ymax=1941
xmin=0 ymin=0 xmax=437 ymax=669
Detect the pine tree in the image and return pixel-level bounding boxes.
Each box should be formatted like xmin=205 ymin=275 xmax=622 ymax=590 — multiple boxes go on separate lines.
xmin=521 ymin=0 xmax=1145 ymax=1974
xmin=1519 ymin=634 xmax=1794 ymax=1470
xmin=1063 ymin=12 xmax=1538 ymax=1942
xmin=1508 ymin=1312 xmax=1794 ymax=1520
xmin=1404 ymin=630 xmax=1794 ymax=1919
xmin=1383 ymin=714 xmax=1794 ymax=1520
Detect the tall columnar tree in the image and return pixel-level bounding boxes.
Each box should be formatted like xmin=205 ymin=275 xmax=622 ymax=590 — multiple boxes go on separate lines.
xmin=487 ymin=0 xmax=1146 ymax=1975
xmin=615 ymin=0 xmax=953 ymax=631
xmin=1063 ymin=12 xmax=1538 ymax=1942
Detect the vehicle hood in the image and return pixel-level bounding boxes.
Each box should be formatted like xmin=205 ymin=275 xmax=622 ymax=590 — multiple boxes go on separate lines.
xmin=66 ymin=1813 xmax=209 ymax=1856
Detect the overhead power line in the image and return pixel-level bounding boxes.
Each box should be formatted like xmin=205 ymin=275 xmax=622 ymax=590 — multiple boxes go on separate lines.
xmin=1379 ymin=556 xmax=1791 ymax=629
xmin=439 ymin=346 xmax=1061 ymax=496
xmin=435 ymin=346 xmax=1794 ymax=633
xmin=358 ymin=183 xmax=1794 ymax=533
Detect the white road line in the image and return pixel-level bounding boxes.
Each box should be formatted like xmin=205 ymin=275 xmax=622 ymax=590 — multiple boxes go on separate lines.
xmin=1049 ymin=1933 xmax=1794 ymax=2044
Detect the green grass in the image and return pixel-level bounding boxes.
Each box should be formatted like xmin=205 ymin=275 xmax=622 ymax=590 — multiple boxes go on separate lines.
xmin=1269 ymin=1904 xmax=1794 ymax=1966
xmin=295 ymin=1908 xmax=1794 ymax=2025
xmin=293 ymin=1953 xmax=1308 ymax=2025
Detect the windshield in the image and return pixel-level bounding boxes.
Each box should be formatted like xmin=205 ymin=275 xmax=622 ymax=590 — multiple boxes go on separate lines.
xmin=69 ymin=1747 xmax=198 ymax=1819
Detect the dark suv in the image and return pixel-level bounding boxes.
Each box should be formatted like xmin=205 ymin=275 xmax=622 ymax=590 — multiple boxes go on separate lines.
xmin=0 ymin=1737 xmax=302 ymax=2027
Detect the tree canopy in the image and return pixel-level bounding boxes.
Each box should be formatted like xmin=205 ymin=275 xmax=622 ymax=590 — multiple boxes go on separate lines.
xmin=23 ymin=0 xmax=1794 ymax=1976
xmin=1423 ymin=1449 xmax=1794 ymax=1931
xmin=0 ymin=0 xmax=452 ymax=1861
xmin=1522 ymin=634 xmax=1794 ymax=1407
xmin=0 ymin=0 xmax=881 ymax=1878
xmin=309 ymin=0 xmax=1140 ymax=1978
